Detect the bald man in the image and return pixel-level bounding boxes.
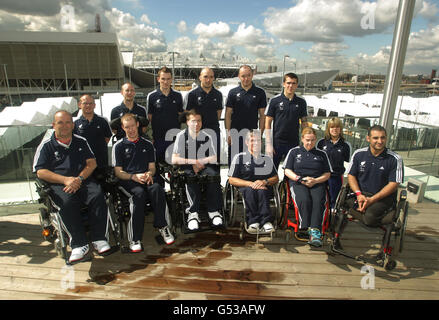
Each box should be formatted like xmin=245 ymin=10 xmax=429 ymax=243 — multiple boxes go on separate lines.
xmin=184 ymin=67 xmax=223 ymax=164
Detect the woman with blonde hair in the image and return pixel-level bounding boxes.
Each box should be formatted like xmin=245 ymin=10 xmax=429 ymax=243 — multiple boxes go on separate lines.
xmin=317 ymin=117 xmax=351 ymax=209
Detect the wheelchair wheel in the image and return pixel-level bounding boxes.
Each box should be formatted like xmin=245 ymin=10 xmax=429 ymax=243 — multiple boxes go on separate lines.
xmin=223 ymin=181 xmax=237 ymax=227
xmin=384 ymin=258 xmax=397 ymax=271
xmin=39 ymin=207 xmax=54 ymax=242
xmin=394 ymin=199 xmax=409 ymax=254
xmin=278 ymin=180 xmax=289 ymax=228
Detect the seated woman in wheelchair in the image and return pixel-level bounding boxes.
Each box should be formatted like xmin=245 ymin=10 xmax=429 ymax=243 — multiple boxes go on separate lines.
xmin=333 ymin=125 xmax=404 ymax=248
xmin=112 ymin=113 xmax=175 ymax=252
xmin=283 ymin=127 xmax=332 ymax=247
xmin=228 ymin=130 xmax=278 ymax=233
xmin=172 ymin=110 xmax=223 ymax=231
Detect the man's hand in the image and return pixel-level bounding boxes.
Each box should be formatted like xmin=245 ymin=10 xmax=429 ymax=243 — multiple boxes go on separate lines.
xmin=301 ymin=176 xmax=317 ymax=188
xmin=249 ymin=179 xmax=268 ymax=190
xmin=131 ymin=172 xmax=153 ymax=185
xmin=192 ymin=159 xmax=205 ymax=174
xmin=356 ymin=194 xmax=368 ymax=212
xmin=63 ymin=176 xmax=82 ymax=194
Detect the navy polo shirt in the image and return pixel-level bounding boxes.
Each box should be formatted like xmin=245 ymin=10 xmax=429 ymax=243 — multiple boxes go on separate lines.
xmin=110 ymin=102 xmax=147 ymax=140
xmin=228 ymin=151 xmax=277 ymax=181
xmin=283 ymin=146 xmax=332 ymax=184
xmin=33 ymin=133 xmax=95 ymax=180
xmin=147 ymin=88 xmax=183 ymax=140
xmin=185 ymin=86 xmax=223 ymax=131
xmin=74 ymin=114 xmax=112 ymax=168
xmin=112 ymin=137 xmax=156 ymax=174
xmin=226 ymin=83 xmax=267 ymax=131
xmin=317 ymin=138 xmax=351 ymax=176
xmin=347 ymin=147 xmax=404 ymax=195
xmin=173 ymin=128 xmax=216 ymax=170
xmin=265 ymin=93 xmax=307 ymax=145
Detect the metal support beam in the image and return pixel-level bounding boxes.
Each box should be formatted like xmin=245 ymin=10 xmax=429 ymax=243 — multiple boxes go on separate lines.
xmin=380 ymin=0 xmax=415 ymax=137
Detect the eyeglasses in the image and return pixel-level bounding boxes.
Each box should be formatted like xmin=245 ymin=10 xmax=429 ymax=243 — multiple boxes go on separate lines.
xmin=80 ymin=102 xmax=94 ymax=106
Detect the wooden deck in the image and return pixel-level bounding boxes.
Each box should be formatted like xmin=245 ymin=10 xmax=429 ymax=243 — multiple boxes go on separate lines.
xmin=0 ymin=200 xmax=438 ymax=301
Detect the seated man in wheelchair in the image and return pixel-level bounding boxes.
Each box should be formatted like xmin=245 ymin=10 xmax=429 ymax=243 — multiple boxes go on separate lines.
xmin=283 ymin=127 xmax=332 ymax=247
xmin=332 ymin=125 xmax=404 ymax=250
xmin=172 ymin=110 xmax=223 ymax=231
xmin=33 ymin=110 xmax=111 ymax=264
xmin=112 ymin=113 xmax=174 ymax=252
xmin=228 ymin=130 xmax=278 ymax=233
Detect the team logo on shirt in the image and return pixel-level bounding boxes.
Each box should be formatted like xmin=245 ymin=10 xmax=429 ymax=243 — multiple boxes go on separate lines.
xmin=279 ymin=102 xmax=284 ymax=110
xmin=322 ymin=146 xmax=327 ymax=150
xmin=296 ymin=154 xmax=302 ymax=163
xmin=337 ymin=149 xmax=342 ymax=152
xmin=119 ymin=112 xmax=124 ymax=117
xmin=379 ymin=166 xmax=385 ymax=170
xmin=156 ymin=99 xmax=161 ymax=109
xmin=54 ymin=151 xmax=61 ymax=161
xmin=142 ymin=149 xmax=147 ymax=153
xmin=360 ymin=161 xmax=366 ymax=172
xmin=244 ymin=161 xmax=251 ymax=171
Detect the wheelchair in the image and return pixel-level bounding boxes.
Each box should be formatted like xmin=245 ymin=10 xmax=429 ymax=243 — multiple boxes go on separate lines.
xmin=161 ymin=163 xmax=226 ymax=234
xmin=329 ymin=184 xmax=409 ymax=271
xmin=36 ymin=174 xmax=120 ymax=264
xmin=278 ymin=177 xmax=331 ymax=244
xmin=223 ymin=179 xmax=281 ymax=243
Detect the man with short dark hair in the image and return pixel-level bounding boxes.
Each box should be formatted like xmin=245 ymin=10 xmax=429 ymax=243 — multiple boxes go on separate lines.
xmin=347 ymin=125 xmax=404 ymax=226
xmin=33 ymin=110 xmax=111 ymax=264
xmin=265 ymin=73 xmax=308 ymax=170
xmin=333 ymin=125 xmax=404 ymax=250
xmin=147 ymin=67 xmax=183 ymax=164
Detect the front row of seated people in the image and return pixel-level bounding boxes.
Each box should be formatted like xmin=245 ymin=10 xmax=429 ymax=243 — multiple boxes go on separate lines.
xmin=33 ymin=109 xmax=403 ymax=263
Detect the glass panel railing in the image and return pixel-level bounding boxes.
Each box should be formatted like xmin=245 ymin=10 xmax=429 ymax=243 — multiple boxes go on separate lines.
xmin=1 ymin=116 xmax=438 ymax=205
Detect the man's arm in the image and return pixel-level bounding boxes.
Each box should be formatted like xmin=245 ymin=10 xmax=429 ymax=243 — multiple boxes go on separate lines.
xmin=265 ymin=116 xmax=274 ymax=156
xmin=300 ymin=116 xmax=308 ymax=129
xmin=258 ymin=108 xmax=266 ymax=135
xmin=225 ymin=107 xmax=233 ymax=145
xmin=37 ymin=158 xmax=97 ymax=194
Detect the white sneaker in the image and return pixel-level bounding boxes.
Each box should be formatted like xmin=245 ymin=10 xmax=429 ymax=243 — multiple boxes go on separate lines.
xmin=248 ymin=222 xmax=260 ymax=231
xmin=262 ymin=222 xmax=274 ymax=233
xmin=208 ymin=211 xmax=223 ymax=226
xmin=187 ymin=212 xmax=200 ymax=230
xmin=69 ymin=244 xmax=89 ymax=263
xmin=159 ymin=226 xmax=175 ymax=245
xmin=129 ymin=241 xmax=142 ymax=253
xmin=92 ymin=240 xmax=111 ymax=254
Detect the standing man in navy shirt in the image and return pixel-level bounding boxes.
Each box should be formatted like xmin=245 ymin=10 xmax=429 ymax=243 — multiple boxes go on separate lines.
xmin=265 ymin=73 xmax=308 ymax=170
xmin=147 ymin=66 xmax=183 ymax=164
xmin=112 ymin=113 xmax=174 ymax=252
xmin=228 ymin=130 xmax=278 ymax=233
xmin=225 ymin=65 xmax=267 ymax=166
xmin=33 ymin=110 xmax=111 ymax=264
xmin=185 ymin=67 xmax=223 ymax=165
xmin=74 ymin=94 xmax=112 ymax=176
xmin=111 ymin=83 xmax=148 ymax=140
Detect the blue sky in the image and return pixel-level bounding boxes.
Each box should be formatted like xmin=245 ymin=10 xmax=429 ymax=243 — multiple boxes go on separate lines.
xmin=1 ymin=0 xmax=438 ymax=74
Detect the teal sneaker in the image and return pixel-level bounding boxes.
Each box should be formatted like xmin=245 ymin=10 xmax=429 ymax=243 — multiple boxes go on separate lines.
xmin=308 ymin=228 xmax=322 ymax=247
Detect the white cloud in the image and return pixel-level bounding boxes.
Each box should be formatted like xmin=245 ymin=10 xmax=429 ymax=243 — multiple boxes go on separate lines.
xmin=177 ymin=20 xmax=187 ymax=33
xmin=231 ymin=23 xmax=274 ymax=46
xmin=105 ymin=8 xmax=166 ymax=52
xmin=193 ymin=21 xmax=232 ymax=38
xmin=263 ymin=0 xmax=432 ymax=43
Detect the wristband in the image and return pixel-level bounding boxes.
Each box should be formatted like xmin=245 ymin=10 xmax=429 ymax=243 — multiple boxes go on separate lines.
xmin=296 ymin=176 xmax=301 ymax=182
xmin=129 ymin=174 xmax=133 ymax=180
xmin=355 ymin=191 xmax=362 ymax=196
xmin=78 ymin=175 xmax=84 ymax=182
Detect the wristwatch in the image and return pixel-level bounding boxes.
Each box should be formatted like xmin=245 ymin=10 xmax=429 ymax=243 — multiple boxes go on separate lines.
xmin=265 ymin=179 xmax=269 ymax=185
xmin=78 ymin=175 xmax=85 ymax=182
